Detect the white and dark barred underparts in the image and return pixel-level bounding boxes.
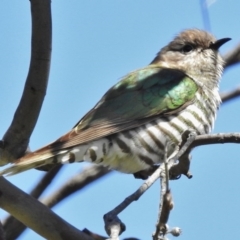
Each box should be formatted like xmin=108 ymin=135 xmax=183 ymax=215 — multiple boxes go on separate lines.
xmin=57 ymin=89 xmax=220 ymax=174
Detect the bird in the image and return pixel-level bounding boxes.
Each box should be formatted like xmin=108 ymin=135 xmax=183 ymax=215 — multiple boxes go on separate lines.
xmin=0 ymin=29 xmax=230 ymax=177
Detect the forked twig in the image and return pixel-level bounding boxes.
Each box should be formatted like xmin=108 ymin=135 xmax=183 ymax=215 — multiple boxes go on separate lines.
xmin=153 ymin=132 xmax=196 ymax=239
xmin=104 ymin=131 xmax=196 ymax=239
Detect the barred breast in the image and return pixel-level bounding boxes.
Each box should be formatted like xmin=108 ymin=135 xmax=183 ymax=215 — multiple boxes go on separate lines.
xmin=87 ymin=89 xmax=220 ymax=173
xmin=58 ymin=88 xmax=220 ymax=174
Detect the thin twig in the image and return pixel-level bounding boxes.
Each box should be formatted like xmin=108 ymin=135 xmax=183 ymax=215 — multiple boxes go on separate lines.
xmin=0 ymin=0 xmax=52 ymax=165
xmin=106 ymin=164 xmax=165 ymax=219
xmin=31 ymin=165 xmax=63 ymax=198
xmin=153 ymin=147 xmax=168 ymax=240
xmin=224 ymin=42 xmax=240 ymax=68
xmin=191 ymin=133 xmax=240 ymax=148
xmin=103 ymin=164 xmax=166 ymax=239
xmin=221 ymin=87 xmax=240 ymax=103
xmin=41 ymin=165 xmax=111 ymax=208
xmin=153 ymin=132 xmax=195 ymax=240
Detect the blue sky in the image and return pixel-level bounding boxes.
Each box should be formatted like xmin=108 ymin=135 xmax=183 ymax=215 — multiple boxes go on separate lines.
xmin=0 ymin=1 xmax=240 ymax=239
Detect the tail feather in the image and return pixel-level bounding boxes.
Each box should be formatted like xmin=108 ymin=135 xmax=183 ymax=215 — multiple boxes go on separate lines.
xmin=0 ymin=149 xmax=69 ymax=176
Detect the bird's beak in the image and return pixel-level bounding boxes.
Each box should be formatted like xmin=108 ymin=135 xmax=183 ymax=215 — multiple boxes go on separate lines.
xmin=210 ymin=38 xmax=231 ymax=50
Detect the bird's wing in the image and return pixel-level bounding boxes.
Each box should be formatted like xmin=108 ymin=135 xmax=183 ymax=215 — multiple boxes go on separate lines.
xmin=12 ymin=65 xmax=198 ymax=166
xmin=44 ymin=65 xmax=198 ymax=150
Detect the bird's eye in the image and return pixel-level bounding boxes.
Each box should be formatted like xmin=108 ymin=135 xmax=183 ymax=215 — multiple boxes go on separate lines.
xmin=181 ymin=44 xmax=193 ymax=53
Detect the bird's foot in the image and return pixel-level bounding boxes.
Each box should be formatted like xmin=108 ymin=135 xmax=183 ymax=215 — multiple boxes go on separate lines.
xmin=169 ymin=130 xmax=196 ymax=180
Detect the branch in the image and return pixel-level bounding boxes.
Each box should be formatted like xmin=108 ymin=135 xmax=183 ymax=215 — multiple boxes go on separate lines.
xmin=31 ymin=165 xmax=63 ymax=198
xmin=0 ymin=221 xmax=5 ymax=240
xmin=0 ymin=0 xmax=52 ymax=165
xmin=223 ymin=42 xmax=240 ymax=68
xmin=221 ymin=87 xmax=240 ymax=103
xmin=103 ymin=144 xmax=183 ymax=239
xmin=153 ymin=133 xmax=195 ymax=239
xmin=0 ymin=177 xmax=94 ymax=240
xmin=3 ymin=165 xmax=110 ymax=239
xmin=153 ymin=147 xmax=170 ymax=239
xmin=104 ymin=165 xmax=165 ymax=239
xmin=3 ymin=165 xmax=63 ymax=240
xmin=191 ymin=133 xmax=240 ymax=148
xmin=219 ymin=43 xmax=240 ymax=104
xmin=41 ymin=165 xmax=111 ymax=208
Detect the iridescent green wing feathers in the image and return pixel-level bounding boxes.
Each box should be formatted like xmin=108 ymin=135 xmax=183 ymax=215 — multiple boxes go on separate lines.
xmin=77 ymin=66 xmax=197 ymax=129
xmin=56 ymin=65 xmax=198 ymax=149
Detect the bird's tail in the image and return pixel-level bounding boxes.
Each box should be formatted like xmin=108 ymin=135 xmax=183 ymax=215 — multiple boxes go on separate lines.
xmin=0 ymin=147 xmax=72 ymax=176
xmin=0 ymin=130 xmax=108 ymax=176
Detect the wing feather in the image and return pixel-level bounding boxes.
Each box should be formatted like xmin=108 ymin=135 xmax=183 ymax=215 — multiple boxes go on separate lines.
xmin=16 ymin=65 xmax=198 ymax=163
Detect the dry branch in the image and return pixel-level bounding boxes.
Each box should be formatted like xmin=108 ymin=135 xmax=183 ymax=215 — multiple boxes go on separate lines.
xmin=224 ymin=42 xmax=240 ymax=68
xmin=3 ymin=165 xmax=62 ymax=240
xmin=0 ymin=177 xmax=94 ymax=240
xmin=41 ymin=165 xmax=111 ymax=208
xmin=221 ymin=87 xmax=240 ymax=103
xmin=219 ymin=43 xmax=240 ymax=104
xmin=0 ymin=0 xmax=52 ymax=165
xmin=2 ymin=165 xmax=110 ymax=239
xmin=191 ymin=133 xmax=240 ymax=148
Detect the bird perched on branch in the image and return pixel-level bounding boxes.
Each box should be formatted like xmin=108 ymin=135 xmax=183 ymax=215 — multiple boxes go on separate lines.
xmin=0 ymin=29 xmax=230 ymax=177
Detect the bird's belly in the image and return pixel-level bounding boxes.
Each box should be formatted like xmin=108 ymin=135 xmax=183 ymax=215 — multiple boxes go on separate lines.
xmin=97 ymin=119 xmax=182 ymax=173
xmin=80 ymin=100 xmax=216 ymax=173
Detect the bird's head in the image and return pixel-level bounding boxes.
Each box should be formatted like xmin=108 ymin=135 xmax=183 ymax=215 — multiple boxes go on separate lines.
xmin=151 ymin=29 xmax=231 ymax=89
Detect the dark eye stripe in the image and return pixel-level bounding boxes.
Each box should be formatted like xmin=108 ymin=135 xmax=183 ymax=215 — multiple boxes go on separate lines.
xmin=181 ymin=44 xmax=193 ymax=53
